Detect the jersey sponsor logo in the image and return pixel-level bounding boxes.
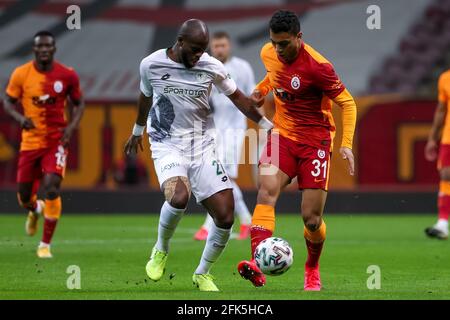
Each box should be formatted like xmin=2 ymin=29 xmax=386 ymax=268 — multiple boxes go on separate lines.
xmin=163 ymin=86 xmax=206 ymax=97
xmin=53 ymin=80 xmax=63 ymax=93
xmin=196 ymin=72 xmax=207 ymax=82
xmin=32 ymin=94 xmax=56 ymax=106
xmin=161 ymin=73 xmax=171 ymax=80
xmin=317 ymin=149 xmax=326 ymax=159
xmin=161 ymin=162 xmax=180 ymax=173
xmin=314 ymin=178 xmax=325 ymax=183
xmin=291 ymin=75 xmax=300 ymax=90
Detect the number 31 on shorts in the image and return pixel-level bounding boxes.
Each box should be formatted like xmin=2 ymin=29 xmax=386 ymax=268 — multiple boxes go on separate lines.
xmin=311 ymin=159 xmax=327 ymax=179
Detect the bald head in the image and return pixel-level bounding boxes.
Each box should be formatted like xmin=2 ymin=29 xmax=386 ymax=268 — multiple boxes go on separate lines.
xmin=178 ymin=19 xmax=209 ymax=43
xmin=172 ymin=19 xmax=209 ymax=69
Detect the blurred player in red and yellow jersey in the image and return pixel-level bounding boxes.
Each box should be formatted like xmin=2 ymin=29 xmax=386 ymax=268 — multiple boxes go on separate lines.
xmin=237 ymin=10 xmax=356 ymax=290
xmin=425 ymin=70 xmax=450 ymax=240
xmin=3 ymin=30 xmax=84 ymax=258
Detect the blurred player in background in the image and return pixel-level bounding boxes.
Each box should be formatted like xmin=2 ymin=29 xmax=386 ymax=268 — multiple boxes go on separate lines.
xmin=425 ymin=70 xmax=450 ymax=240
xmin=3 ymin=31 xmax=84 ymax=258
xmin=193 ymin=31 xmax=255 ymax=241
xmin=237 ymin=10 xmax=357 ymax=291
xmin=124 ymin=19 xmax=272 ymax=291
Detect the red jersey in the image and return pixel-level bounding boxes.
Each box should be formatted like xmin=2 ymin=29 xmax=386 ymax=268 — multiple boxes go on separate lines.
xmin=256 ymin=42 xmax=346 ymax=150
xmin=6 ymin=61 xmax=82 ymax=151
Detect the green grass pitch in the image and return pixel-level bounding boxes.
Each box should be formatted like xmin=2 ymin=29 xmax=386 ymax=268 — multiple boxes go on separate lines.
xmin=0 ymin=213 xmax=449 ymax=300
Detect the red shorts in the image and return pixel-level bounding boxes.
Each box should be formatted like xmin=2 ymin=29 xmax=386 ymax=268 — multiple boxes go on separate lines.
xmin=438 ymin=144 xmax=450 ymax=169
xmin=17 ymin=144 xmax=68 ymax=183
xmin=259 ymin=133 xmax=331 ymax=190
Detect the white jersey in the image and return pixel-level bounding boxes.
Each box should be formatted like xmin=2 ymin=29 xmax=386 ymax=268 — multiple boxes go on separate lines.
xmin=139 ymin=49 xmax=237 ymax=157
xmin=210 ymin=56 xmax=255 ymax=175
xmin=210 ymin=56 xmax=255 ymax=131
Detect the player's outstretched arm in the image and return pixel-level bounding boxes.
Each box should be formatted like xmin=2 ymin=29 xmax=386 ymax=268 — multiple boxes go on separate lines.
xmin=60 ymin=97 xmax=85 ymax=146
xmin=2 ymin=95 xmax=35 ymax=130
xmin=425 ymin=101 xmax=446 ymax=162
xmin=333 ymin=89 xmax=357 ymax=176
xmin=124 ymin=92 xmax=153 ymax=155
xmin=227 ymin=88 xmax=273 ymax=129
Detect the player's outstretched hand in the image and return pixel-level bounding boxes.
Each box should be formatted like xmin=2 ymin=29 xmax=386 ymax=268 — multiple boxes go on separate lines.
xmin=250 ymin=89 xmax=265 ymax=108
xmin=339 ymin=147 xmax=355 ymax=176
xmin=424 ymin=139 xmax=438 ymax=162
xmin=124 ymin=134 xmax=143 ymax=155
xmin=20 ymin=117 xmax=36 ymax=130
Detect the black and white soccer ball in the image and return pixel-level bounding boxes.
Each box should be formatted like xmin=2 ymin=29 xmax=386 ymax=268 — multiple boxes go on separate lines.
xmin=254 ymin=237 xmax=294 ymax=276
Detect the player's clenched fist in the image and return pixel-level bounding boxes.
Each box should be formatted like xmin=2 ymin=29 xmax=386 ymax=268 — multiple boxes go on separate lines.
xmin=424 ymin=139 xmax=438 ymax=162
xmin=250 ymin=89 xmax=265 ymax=108
xmin=20 ymin=117 xmax=36 ymax=130
xmin=124 ymin=134 xmax=143 ymax=155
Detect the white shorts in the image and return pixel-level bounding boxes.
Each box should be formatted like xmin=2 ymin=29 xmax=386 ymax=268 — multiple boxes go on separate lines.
xmin=151 ymin=142 xmax=233 ymax=203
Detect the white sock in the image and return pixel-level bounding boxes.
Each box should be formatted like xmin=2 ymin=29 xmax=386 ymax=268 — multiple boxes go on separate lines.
xmin=231 ymin=180 xmax=251 ymax=225
xmin=195 ymin=223 xmax=231 ymax=274
xmin=436 ymin=219 xmax=449 ymax=231
xmin=155 ymin=201 xmax=185 ymax=253
xmin=34 ymin=200 xmax=43 ymax=215
xmin=39 ymin=241 xmax=50 ymax=248
xmin=202 ymin=214 xmax=214 ymax=231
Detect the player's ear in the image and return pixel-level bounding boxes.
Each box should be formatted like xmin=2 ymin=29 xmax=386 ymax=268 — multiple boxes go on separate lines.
xmin=297 ymin=32 xmax=303 ymax=40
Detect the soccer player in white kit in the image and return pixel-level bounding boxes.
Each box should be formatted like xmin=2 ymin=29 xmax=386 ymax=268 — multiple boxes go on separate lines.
xmin=194 ymin=31 xmax=255 ymax=241
xmin=124 ymin=19 xmax=272 ymax=292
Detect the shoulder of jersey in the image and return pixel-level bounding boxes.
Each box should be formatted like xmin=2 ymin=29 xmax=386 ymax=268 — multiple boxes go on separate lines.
xmin=141 ymin=49 xmax=166 ymax=65
xmin=439 ymin=69 xmax=450 ymax=81
xmin=303 ymin=43 xmax=331 ymax=65
xmin=260 ymin=42 xmax=275 ymax=58
xmin=54 ymin=61 xmax=77 ymax=74
xmin=230 ymin=56 xmax=252 ymax=68
xmin=12 ymin=61 xmax=33 ymax=74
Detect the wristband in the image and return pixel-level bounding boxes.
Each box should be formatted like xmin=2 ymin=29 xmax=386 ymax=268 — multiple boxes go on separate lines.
xmin=258 ymin=117 xmax=273 ymax=130
xmin=132 ymin=123 xmax=145 ymax=136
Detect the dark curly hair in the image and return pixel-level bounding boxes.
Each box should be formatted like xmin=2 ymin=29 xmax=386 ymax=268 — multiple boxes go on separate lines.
xmin=269 ymin=10 xmax=300 ymax=35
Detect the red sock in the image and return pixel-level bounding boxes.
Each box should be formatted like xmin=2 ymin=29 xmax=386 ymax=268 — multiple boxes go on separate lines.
xmin=42 ymin=218 xmax=58 ymax=244
xmin=438 ymin=194 xmax=450 ymax=221
xmin=250 ymin=226 xmax=273 ymax=259
xmin=305 ymin=239 xmax=324 ymax=268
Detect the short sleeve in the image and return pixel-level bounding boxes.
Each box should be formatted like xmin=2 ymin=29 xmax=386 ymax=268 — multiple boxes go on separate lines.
xmin=5 ymin=67 xmax=23 ymax=99
xmin=68 ymin=69 xmax=82 ymax=102
xmin=139 ymin=58 xmax=153 ymax=97
xmin=213 ymin=61 xmax=237 ymax=96
xmin=438 ymin=73 xmax=448 ymax=104
xmin=315 ymin=63 xmax=345 ymax=99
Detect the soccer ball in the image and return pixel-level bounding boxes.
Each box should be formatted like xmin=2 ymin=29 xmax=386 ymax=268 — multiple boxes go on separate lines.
xmin=254 ymin=237 xmax=293 ymax=276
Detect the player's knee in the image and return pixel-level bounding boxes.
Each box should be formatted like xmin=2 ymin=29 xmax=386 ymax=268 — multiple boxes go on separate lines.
xmin=170 ymin=190 xmax=189 ymax=209
xmin=44 ymin=185 xmax=60 ymax=200
xmin=302 ymin=212 xmax=322 ymax=231
xmin=441 ymin=169 xmax=450 ymax=181
xmin=214 ymin=210 xmax=234 ymax=229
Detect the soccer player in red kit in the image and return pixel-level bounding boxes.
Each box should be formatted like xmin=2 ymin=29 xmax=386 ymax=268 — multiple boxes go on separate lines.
xmin=237 ymin=10 xmax=357 ymax=290
xmin=424 ymin=70 xmax=450 ymax=240
xmin=3 ymin=31 xmax=84 ymax=258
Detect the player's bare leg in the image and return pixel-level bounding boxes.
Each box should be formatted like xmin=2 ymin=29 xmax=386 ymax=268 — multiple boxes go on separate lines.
xmin=237 ymin=164 xmax=290 ymax=287
xmin=193 ymin=188 xmax=234 ymax=291
xmin=301 ymin=189 xmax=327 ymax=291
xmin=37 ymin=173 xmax=63 ymax=258
xmin=426 ymin=167 xmax=450 ymax=240
xmin=146 ymin=177 xmax=189 ymax=281
xmin=18 ymin=181 xmax=44 ymax=236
